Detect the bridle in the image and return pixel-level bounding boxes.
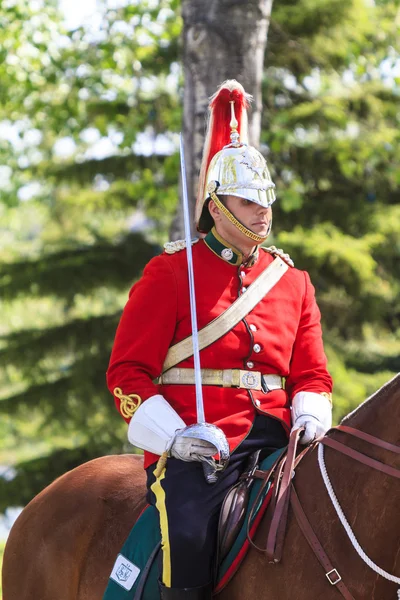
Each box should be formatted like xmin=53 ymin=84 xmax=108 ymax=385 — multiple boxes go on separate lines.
xmin=317 ymin=425 xmax=400 ymax=599
xmin=248 ymin=425 xmax=400 ymax=599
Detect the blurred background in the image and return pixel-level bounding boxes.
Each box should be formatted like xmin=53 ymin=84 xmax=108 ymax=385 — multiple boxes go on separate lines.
xmin=0 ymin=0 xmax=399 ymax=586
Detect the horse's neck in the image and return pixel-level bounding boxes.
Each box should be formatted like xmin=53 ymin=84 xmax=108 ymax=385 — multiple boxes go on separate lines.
xmin=291 ymin=378 xmax=400 ymax=593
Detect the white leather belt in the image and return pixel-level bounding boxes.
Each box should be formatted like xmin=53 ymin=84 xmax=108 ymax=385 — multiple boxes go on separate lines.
xmin=159 ymin=368 xmax=285 ymax=392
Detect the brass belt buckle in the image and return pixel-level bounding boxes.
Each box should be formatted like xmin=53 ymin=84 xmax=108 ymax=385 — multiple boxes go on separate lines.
xmin=239 ymin=370 xmax=262 ymax=390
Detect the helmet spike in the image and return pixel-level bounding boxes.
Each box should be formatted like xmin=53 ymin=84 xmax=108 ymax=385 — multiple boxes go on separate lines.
xmin=229 ymin=101 xmax=240 ymax=147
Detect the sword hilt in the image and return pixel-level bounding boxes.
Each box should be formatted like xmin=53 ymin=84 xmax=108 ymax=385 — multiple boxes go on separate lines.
xmin=202 ymin=461 xmax=219 ymax=484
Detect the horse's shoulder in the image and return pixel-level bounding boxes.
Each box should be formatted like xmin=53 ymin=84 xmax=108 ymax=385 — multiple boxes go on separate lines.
xmin=80 ymin=453 xmax=144 ymax=472
xmin=35 ymin=453 xmax=145 ymax=503
xmin=71 ymin=453 xmax=145 ymax=485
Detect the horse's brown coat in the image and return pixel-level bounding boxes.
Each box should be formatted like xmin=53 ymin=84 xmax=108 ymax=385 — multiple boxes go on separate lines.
xmin=2 ymin=375 xmax=400 ymax=599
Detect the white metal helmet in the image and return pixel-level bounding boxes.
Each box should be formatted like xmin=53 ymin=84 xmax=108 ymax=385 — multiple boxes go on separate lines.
xmin=205 ymin=144 xmax=275 ymax=206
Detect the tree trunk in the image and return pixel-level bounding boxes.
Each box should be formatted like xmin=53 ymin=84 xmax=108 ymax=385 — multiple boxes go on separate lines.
xmin=170 ymin=0 xmax=274 ymax=240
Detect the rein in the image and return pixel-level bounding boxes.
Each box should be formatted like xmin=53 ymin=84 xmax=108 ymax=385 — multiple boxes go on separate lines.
xmin=320 ymin=425 xmax=400 ymax=479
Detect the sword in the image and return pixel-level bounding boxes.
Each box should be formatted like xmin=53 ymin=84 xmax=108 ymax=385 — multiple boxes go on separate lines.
xmin=180 ymin=133 xmax=205 ymax=423
xmin=179 ymin=133 xmax=229 ymax=482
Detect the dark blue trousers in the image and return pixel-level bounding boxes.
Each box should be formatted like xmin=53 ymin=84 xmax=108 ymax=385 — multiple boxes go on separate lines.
xmin=146 ymin=415 xmax=288 ymax=588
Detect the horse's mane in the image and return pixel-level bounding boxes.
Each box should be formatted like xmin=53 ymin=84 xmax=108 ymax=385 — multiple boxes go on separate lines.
xmin=341 ymin=371 xmax=400 ymax=425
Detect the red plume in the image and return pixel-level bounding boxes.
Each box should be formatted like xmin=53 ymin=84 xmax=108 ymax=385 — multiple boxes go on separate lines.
xmin=206 ymin=86 xmax=250 ymax=170
xmin=195 ymin=81 xmax=252 ymax=226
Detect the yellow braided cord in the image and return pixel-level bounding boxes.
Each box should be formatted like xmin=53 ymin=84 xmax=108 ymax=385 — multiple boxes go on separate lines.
xmin=153 ymin=451 xmax=168 ymax=478
xmin=113 ymin=388 xmax=142 ymax=419
xmin=320 ymin=392 xmax=333 ymax=405
xmin=150 ymin=453 xmax=171 ymax=586
xmin=210 ymin=192 xmax=267 ymax=243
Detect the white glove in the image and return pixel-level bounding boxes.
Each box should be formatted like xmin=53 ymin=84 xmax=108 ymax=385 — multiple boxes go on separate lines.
xmin=127 ymin=395 xmax=186 ymax=455
xmin=169 ymin=431 xmax=217 ymax=462
xmin=291 ymin=391 xmax=332 ymax=445
xmin=127 ymin=395 xmax=226 ymax=463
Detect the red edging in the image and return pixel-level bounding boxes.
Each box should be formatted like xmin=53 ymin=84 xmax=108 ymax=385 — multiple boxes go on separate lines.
xmin=214 ymin=485 xmax=274 ymax=594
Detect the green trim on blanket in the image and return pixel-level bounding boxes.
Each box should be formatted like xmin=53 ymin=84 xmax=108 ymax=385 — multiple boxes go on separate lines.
xmin=103 ymin=505 xmax=160 ymax=600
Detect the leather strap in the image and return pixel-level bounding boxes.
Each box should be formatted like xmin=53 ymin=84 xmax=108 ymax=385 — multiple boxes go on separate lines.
xmin=335 ymin=425 xmax=400 ymax=455
xmin=246 ymin=467 xmax=277 ymax=551
xmin=265 ymin=427 xmax=305 ymax=561
xmin=272 ymin=441 xmax=312 ymax=561
xmin=162 ymin=257 xmax=288 ymax=372
xmin=291 ymin=487 xmax=355 ymax=600
xmin=246 ymin=429 xmax=311 ymax=556
xmin=133 ymin=541 xmax=161 ymax=600
xmin=320 ymin=437 xmax=400 ymax=479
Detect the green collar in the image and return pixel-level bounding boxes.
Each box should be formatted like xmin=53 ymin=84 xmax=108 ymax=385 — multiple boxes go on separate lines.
xmin=204 ymin=228 xmax=259 ymax=267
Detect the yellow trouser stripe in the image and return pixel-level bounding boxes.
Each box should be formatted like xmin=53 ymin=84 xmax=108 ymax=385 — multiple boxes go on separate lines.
xmin=150 ymin=455 xmax=171 ymax=587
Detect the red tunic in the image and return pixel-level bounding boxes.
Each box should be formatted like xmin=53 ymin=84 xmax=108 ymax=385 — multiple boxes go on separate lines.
xmin=107 ymin=231 xmax=332 ymax=468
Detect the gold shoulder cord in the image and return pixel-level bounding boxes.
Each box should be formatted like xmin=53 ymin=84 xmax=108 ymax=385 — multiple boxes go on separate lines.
xmin=113 ymin=387 xmax=142 ymax=418
xmin=320 ymin=392 xmax=333 ymax=405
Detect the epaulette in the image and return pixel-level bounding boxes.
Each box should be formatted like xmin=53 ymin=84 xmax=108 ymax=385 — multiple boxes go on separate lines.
xmin=262 ymin=245 xmax=294 ymax=267
xmin=164 ymin=238 xmax=200 ymax=255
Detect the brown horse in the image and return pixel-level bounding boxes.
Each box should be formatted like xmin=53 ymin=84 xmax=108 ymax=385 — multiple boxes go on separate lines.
xmin=3 ymin=373 xmax=400 ymax=600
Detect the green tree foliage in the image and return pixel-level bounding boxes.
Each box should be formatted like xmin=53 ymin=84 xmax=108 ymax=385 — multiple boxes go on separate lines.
xmin=262 ymin=0 xmax=400 ymax=414
xmin=1 ymin=0 xmax=399 ymax=507
xmin=0 ymin=0 xmax=181 ymax=502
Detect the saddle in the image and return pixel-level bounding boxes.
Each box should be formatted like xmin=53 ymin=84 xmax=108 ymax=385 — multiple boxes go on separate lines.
xmin=217 ymin=449 xmax=262 ymax=560
xmin=103 ymin=445 xmax=286 ymax=600
xmin=218 ymin=427 xmax=309 ymax=567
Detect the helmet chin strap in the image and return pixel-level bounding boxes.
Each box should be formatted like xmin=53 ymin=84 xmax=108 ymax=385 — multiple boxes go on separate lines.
xmin=210 ymin=191 xmax=271 ymax=244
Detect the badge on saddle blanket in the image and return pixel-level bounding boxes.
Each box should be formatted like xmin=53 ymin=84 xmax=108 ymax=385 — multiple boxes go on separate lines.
xmin=104 ymin=505 xmax=161 ymax=600
xmin=110 ymin=555 xmax=140 ymax=591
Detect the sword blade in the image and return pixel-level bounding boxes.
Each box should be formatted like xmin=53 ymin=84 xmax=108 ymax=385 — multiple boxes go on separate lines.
xmin=179 ymin=133 xmax=205 ymax=424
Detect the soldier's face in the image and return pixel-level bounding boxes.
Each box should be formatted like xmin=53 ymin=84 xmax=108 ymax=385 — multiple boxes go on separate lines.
xmin=211 ymin=195 xmax=272 ymax=246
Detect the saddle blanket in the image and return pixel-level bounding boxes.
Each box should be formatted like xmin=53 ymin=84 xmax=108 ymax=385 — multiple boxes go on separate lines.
xmin=103 ymin=448 xmax=284 ymax=599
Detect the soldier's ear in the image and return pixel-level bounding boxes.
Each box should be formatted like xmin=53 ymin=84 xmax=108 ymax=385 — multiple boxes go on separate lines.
xmin=208 ymin=198 xmax=221 ymax=222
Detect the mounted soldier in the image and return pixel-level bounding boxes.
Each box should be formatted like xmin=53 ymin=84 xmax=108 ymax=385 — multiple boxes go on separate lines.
xmin=106 ymin=80 xmax=333 ymax=600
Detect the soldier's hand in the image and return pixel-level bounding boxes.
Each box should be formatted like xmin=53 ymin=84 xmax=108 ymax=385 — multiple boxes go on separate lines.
xmin=169 ymin=433 xmax=217 ymax=462
xmin=292 ymin=414 xmax=326 ymax=444
xmin=291 ymin=391 xmax=332 ymax=445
